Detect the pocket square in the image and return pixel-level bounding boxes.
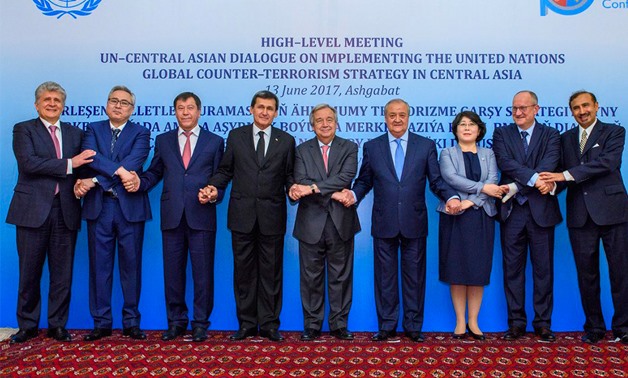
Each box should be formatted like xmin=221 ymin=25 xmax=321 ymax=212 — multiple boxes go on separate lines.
xmin=592 ymin=143 xmax=600 ymax=148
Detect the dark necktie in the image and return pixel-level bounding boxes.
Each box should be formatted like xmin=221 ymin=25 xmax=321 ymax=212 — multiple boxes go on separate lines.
xmin=111 ymin=128 xmax=121 ymax=153
xmin=521 ymin=131 xmax=529 ymax=156
xmin=256 ymin=130 xmax=265 ymax=165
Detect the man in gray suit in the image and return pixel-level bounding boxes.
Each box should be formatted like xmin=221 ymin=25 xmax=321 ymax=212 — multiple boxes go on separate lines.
xmin=289 ymin=104 xmax=361 ymax=341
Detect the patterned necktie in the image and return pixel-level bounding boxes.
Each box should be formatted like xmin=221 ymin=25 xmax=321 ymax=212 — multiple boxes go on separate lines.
xmin=49 ymin=125 xmax=61 ymax=194
xmin=394 ymin=139 xmax=404 ymax=180
xmin=256 ymin=130 xmax=265 ymax=165
xmin=321 ymin=145 xmax=329 ymax=173
xmin=111 ymin=128 xmax=121 ymax=153
xmin=580 ymin=129 xmax=588 ymax=154
xmin=182 ymin=130 xmax=192 ymax=169
xmin=521 ymin=131 xmax=529 ymax=155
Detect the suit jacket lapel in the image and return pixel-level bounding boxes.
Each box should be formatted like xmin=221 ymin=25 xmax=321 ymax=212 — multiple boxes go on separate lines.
xmin=379 ymin=136 xmax=397 ymax=180
xmin=401 ymin=135 xmax=418 ymax=182
xmin=509 ymin=125 xmax=527 ymax=162
xmin=527 ymin=123 xmax=542 ymax=160
xmin=36 ymin=119 xmax=58 ymax=158
xmin=60 ymin=123 xmax=74 ymax=159
xmin=308 ymin=139 xmax=327 ymax=179
xmin=326 ymin=137 xmax=343 ymax=176
xmin=261 ymin=126 xmax=281 ymax=167
xmin=188 ymin=129 xmax=209 ymax=169
xmin=164 ymin=130 xmax=184 ymax=168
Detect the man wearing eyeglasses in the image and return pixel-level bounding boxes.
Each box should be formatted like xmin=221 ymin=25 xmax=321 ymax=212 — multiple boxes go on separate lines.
xmin=492 ymin=90 xmax=562 ymax=342
xmin=74 ymin=85 xmax=151 ymax=341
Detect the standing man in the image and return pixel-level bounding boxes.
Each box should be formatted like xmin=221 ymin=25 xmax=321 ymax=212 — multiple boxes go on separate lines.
xmin=346 ymin=98 xmax=460 ymax=342
xmin=539 ymin=91 xmax=628 ymax=344
xmin=7 ymin=81 xmax=95 ymax=343
xmin=74 ymin=85 xmax=151 ymax=341
xmin=201 ymin=90 xmax=295 ymax=341
xmin=289 ymin=104 xmax=360 ymax=341
xmin=124 ymin=92 xmax=224 ymax=342
xmin=492 ymin=90 xmax=562 ymax=342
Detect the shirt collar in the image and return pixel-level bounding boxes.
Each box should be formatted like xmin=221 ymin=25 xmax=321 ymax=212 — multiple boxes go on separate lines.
xmin=253 ymin=124 xmax=272 ymax=138
xmin=179 ymin=125 xmax=200 ymax=136
xmin=110 ymin=121 xmax=127 ymax=132
xmin=580 ymin=119 xmax=597 ymax=136
xmin=40 ymin=118 xmax=60 ymax=129
xmin=387 ymin=129 xmax=408 ymax=143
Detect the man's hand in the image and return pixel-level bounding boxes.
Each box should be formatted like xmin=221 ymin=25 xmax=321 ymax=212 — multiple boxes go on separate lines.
xmin=199 ymin=185 xmax=218 ymax=204
xmin=460 ymin=199 xmax=475 ymax=211
xmin=539 ymin=172 xmax=565 ymax=183
xmin=535 ymin=178 xmax=553 ymax=195
xmin=289 ymin=184 xmax=313 ymax=201
xmin=482 ymin=183 xmax=506 ymax=198
xmin=74 ymin=178 xmax=95 ymax=198
xmin=122 ymin=171 xmax=140 ymax=192
xmin=115 ymin=167 xmax=134 ymax=183
xmin=71 ymin=149 xmax=96 ymax=168
xmin=331 ymin=188 xmax=356 ymax=207
xmin=445 ymin=198 xmax=462 ymax=214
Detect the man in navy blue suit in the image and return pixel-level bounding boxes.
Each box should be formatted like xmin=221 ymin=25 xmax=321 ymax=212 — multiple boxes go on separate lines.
xmin=493 ymin=90 xmax=562 ymax=342
xmin=124 ymin=92 xmax=224 ymax=342
xmin=74 ymin=85 xmax=151 ymax=341
xmin=344 ymin=98 xmax=460 ymax=342
xmin=540 ymin=91 xmax=628 ymax=344
xmin=7 ymin=81 xmax=95 ymax=343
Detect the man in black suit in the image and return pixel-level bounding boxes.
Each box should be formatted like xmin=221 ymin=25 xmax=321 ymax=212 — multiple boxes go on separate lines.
xmin=289 ymin=104 xmax=360 ymax=341
xmin=492 ymin=90 xmax=562 ymax=342
xmin=540 ymin=91 xmax=628 ymax=344
xmin=6 ymin=81 xmax=95 ymax=343
xmin=202 ymin=90 xmax=295 ymax=341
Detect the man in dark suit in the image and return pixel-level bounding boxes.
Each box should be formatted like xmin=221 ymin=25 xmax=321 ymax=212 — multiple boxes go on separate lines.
xmin=492 ymin=90 xmax=562 ymax=342
xmin=201 ymin=90 xmax=295 ymax=341
xmin=6 ymin=81 xmax=95 ymax=343
xmin=124 ymin=92 xmax=224 ymax=342
xmin=289 ymin=104 xmax=360 ymax=341
xmin=74 ymin=85 xmax=151 ymax=341
xmin=344 ymin=98 xmax=460 ymax=342
xmin=540 ymin=91 xmax=628 ymax=344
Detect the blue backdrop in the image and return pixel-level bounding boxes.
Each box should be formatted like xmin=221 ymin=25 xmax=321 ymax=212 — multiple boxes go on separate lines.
xmin=1 ymin=0 xmax=626 ymax=332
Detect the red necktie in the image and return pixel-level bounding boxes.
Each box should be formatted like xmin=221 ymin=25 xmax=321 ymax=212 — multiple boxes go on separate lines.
xmin=49 ymin=125 xmax=61 ymax=194
xmin=321 ymin=145 xmax=329 ymax=173
xmin=182 ymin=130 xmax=192 ymax=169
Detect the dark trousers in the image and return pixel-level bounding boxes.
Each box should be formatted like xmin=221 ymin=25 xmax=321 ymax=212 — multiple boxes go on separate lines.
xmin=373 ymin=235 xmax=425 ymax=332
xmin=162 ymin=215 xmax=216 ymax=330
xmin=87 ymin=197 xmax=145 ymax=329
xmin=500 ymin=202 xmax=554 ymax=329
xmin=231 ymin=222 xmax=284 ymax=331
xmin=569 ymin=216 xmax=628 ymax=335
xmin=299 ymin=215 xmax=354 ymax=331
xmin=16 ymin=197 xmax=77 ymax=330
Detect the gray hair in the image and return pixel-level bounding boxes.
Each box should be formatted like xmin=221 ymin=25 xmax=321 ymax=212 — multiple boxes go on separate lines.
xmin=35 ymin=81 xmax=66 ymax=103
xmin=514 ymin=90 xmax=538 ymax=105
xmin=108 ymin=85 xmax=136 ymax=106
xmin=309 ymin=103 xmax=338 ymax=126
xmin=384 ymin=98 xmax=410 ymax=115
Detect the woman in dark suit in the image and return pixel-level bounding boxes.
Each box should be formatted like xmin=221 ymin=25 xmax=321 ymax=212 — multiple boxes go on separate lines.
xmin=437 ymin=111 xmax=507 ymax=339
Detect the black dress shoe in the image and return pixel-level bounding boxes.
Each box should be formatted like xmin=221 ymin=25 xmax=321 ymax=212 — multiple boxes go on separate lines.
xmin=300 ymin=328 xmax=321 ymax=341
xmin=330 ymin=327 xmax=354 ymax=340
xmin=161 ymin=325 xmax=186 ymax=341
xmin=616 ymin=333 xmax=628 ymax=344
xmin=47 ymin=327 xmax=71 ymax=342
xmin=534 ymin=327 xmax=556 ymax=342
xmin=372 ymin=330 xmax=396 ymax=341
xmin=406 ymin=331 xmax=425 ymax=342
xmin=192 ymin=327 xmax=208 ymax=342
xmin=230 ymin=327 xmax=258 ymax=340
xmin=10 ymin=328 xmax=38 ymax=344
xmin=467 ymin=324 xmax=485 ymax=341
xmin=83 ymin=328 xmax=112 ymax=341
xmin=581 ymin=331 xmax=605 ymax=344
xmin=123 ymin=326 xmax=147 ymax=340
xmin=259 ymin=328 xmax=284 ymax=341
xmin=452 ymin=332 xmax=467 ymax=339
xmin=503 ymin=326 xmax=525 ymax=341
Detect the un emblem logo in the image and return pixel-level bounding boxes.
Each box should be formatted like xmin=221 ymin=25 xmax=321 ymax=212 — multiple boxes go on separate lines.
xmin=33 ymin=0 xmax=102 ymax=19
xmin=540 ymin=0 xmax=594 ymax=16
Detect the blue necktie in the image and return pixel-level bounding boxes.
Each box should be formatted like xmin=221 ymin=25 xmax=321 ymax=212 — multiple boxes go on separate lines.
xmin=111 ymin=128 xmax=121 ymax=153
xmin=521 ymin=130 xmax=529 ymax=156
xmin=394 ymin=139 xmax=404 ymax=180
